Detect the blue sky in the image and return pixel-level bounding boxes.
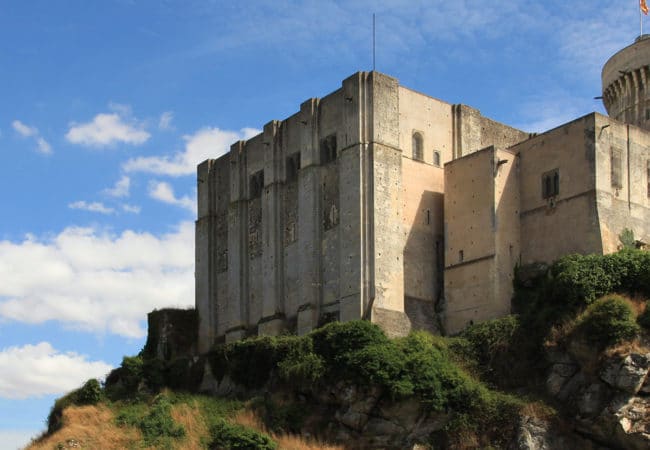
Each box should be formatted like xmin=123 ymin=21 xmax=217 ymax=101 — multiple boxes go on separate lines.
xmin=0 ymin=0 xmax=642 ymax=447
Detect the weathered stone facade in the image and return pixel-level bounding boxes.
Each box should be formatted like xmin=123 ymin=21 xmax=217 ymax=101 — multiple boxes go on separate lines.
xmin=196 ymin=38 xmax=650 ymax=350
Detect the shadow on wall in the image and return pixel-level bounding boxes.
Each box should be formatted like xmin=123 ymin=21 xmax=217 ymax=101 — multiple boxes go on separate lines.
xmin=402 ymin=190 xmax=444 ymax=334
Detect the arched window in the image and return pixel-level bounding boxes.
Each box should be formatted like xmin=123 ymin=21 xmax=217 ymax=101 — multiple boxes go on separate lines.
xmin=433 ymin=150 xmax=441 ymax=167
xmin=412 ymin=132 xmax=423 ymax=161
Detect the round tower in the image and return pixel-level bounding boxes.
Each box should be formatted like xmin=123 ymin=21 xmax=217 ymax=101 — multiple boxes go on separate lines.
xmin=602 ymin=34 xmax=650 ymax=130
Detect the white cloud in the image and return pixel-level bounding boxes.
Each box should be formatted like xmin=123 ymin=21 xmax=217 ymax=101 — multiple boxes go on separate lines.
xmin=0 ymin=342 xmax=112 ymax=399
xmin=121 ymin=203 xmax=141 ymax=214
xmin=0 ymin=222 xmax=194 ymax=338
xmin=68 ymin=201 xmax=115 ymax=215
xmin=36 ymin=137 xmax=52 ymax=155
xmin=65 ymin=111 xmax=150 ymax=148
xmin=12 ymin=120 xmax=37 ymax=137
xmin=123 ymin=127 xmax=259 ymax=176
xmin=148 ymin=181 xmax=195 ymax=213
xmin=0 ymin=429 xmax=41 ymax=450
xmin=103 ymin=175 xmax=131 ymax=198
xmin=12 ymin=120 xmax=52 ymax=155
xmin=159 ymin=111 xmax=174 ymax=130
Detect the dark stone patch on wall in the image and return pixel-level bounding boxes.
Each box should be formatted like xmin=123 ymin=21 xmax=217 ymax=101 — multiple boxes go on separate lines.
xmin=284 ymin=174 xmax=299 ymax=246
xmin=405 ymin=296 xmax=440 ymax=335
xmin=248 ymin=197 xmax=262 ymax=259
xmin=214 ymin=159 xmax=230 ymax=272
xmin=322 ymin=162 xmax=340 ymax=231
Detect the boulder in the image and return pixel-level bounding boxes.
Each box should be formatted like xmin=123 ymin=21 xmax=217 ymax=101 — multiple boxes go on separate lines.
xmin=600 ymin=353 xmax=650 ymax=394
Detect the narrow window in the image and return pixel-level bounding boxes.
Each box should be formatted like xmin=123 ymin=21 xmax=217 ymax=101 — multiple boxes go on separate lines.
xmin=646 ymin=108 xmax=650 ymax=120
xmin=249 ymin=170 xmax=264 ymax=198
xmin=320 ymin=135 xmax=337 ymax=164
xmin=541 ymin=169 xmax=559 ymax=199
xmin=412 ymin=132 xmax=423 ymax=161
xmin=611 ymin=147 xmax=623 ymax=189
xmin=286 ymin=152 xmax=300 ymax=182
xmin=426 ymin=209 xmax=430 ymax=225
xmin=647 ymin=160 xmax=650 ymax=198
xmin=433 ymin=150 xmax=441 ymax=167
xmin=459 ymin=250 xmax=464 ymax=263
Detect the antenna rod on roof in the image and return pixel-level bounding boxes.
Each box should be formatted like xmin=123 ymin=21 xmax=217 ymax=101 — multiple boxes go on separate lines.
xmin=373 ymin=13 xmax=376 ymax=71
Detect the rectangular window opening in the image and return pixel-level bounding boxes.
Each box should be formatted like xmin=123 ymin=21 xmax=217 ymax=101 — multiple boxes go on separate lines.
xmin=286 ymin=152 xmax=301 ymax=182
xmin=320 ymin=135 xmax=338 ymax=164
xmin=611 ymin=147 xmax=623 ymax=189
xmin=541 ymin=168 xmax=560 ymax=199
xmin=249 ymin=170 xmax=264 ymax=199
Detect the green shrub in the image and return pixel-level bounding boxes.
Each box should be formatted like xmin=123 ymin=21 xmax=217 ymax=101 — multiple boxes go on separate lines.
xmin=209 ymin=419 xmax=277 ymax=450
xmin=117 ymin=393 xmax=185 ymax=447
xmin=76 ymin=378 xmax=102 ymax=405
xmin=576 ymin=295 xmax=640 ymax=348
xmin=225 ymin=336 xmax=284 ymax=389
xmin=348 ymin=341 xmax=413 ymax=398
xmin=276 ymin=337 xmax=323 ymax=385
xmin=47 ymin=378 xmax=104 ymax=432
xmin=551 ymin=254 xmax=614 ymax=305
xmin=461 ymin=316 xmax=519 ymax=365
xmin=310 ymin=320 xmax=388 ymax=369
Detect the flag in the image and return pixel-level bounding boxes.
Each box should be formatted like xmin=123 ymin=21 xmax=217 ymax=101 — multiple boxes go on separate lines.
xmin=642 ymin=0 xmax=649 ymax=15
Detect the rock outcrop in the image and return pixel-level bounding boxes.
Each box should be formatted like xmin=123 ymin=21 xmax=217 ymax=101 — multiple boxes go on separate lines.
xmin=543 ymin=347 xmax=650 ymax=449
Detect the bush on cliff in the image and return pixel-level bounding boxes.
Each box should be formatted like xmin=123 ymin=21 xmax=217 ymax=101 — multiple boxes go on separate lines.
xmin=574 ymin=295 xmax=640 ymax=349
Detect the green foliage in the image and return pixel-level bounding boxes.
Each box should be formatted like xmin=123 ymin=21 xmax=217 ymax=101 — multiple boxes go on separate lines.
xmin=461 ymin=316 xmax=519 ymax=365
xmin=209 ymin=419 xmax=277 ymax=450
xmin=226 ymin=336 xmax=286 ymax=389
xmin=310 ymin=320 xmax=389 ymax=369
xmin=551 ymin=254 xmax=614 ymax=305
xmin=550 ymin=250 xmax=650 ymax=307
xmin=76 ymin=378 xmax=102 ymax=405
xmin=348 ymin=341 xmax=413 ymax=398
xmin=116 ymin=393 xmax=185 ymax=448
xmin=276 ymin=337 xmax=323 ymax=385
xmin=575 ymin=295 xmax=640 ymax=349
xmin=619 ymin=228 xmax=636 ymax=249
xmin=47 ymin=378 xmax=104 ymax=433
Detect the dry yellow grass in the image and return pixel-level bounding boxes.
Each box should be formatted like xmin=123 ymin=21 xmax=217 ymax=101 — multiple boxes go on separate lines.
xmin=26 ymin=400 xmax=341 ymax=450
xmin=234 ymin=409 xmax=344 ymax=450
xmin=27 ymin=404 xmax=141 ymax=450
xmin=169 ymin=401 xmax=210 ymax=449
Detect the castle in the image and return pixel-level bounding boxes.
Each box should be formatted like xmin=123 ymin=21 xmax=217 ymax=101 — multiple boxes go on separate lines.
xmin=195 ymin=37 xmax=650 ymax=352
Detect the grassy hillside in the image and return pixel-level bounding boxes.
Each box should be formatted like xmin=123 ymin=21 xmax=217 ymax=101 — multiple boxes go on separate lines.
xmin=30 ymin=248 xmax=650 ymax=449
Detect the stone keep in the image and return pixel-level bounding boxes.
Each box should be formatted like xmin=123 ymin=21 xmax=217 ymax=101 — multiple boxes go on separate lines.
xmin=195 ymin=72 xmax=526 ymax=351
xmin=196 ymin=39 xmax=650 ymax=351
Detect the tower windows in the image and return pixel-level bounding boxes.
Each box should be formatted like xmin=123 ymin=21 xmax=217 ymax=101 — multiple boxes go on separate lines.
xmin=611 ymin=147 xmax=623 ymax=189
xmin=412 ymin=132 xmax=423 ymax=161
xmin=541 ymin=169 xmax=559 ymax=199
xmin=320 ymin=134 xmax=338 ymax=164
xmin=250 ymin=170 xmax=264 ymax=198
xmin=433 ymin=150 xmax=441 ymax=167
xmin=286 ymin=152 xmax=300 ymax=182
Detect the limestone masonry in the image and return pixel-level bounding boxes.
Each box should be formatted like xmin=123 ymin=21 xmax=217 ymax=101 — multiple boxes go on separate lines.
xmin=196 ymin=37 xmax=650 ymax=351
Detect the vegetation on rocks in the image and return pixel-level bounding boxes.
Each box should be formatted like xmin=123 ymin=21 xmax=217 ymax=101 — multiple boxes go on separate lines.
xmin=34 ymin=247 xmax=650 ymax=449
